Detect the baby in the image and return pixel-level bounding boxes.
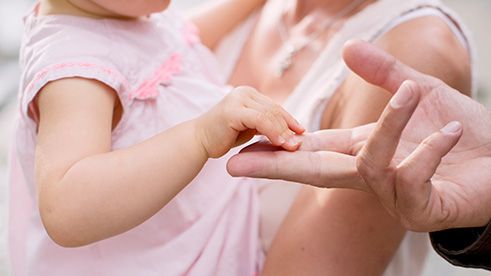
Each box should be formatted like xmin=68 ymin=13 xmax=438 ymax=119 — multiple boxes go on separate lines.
xmin=8 ymin=0 xmax=303 ymax=275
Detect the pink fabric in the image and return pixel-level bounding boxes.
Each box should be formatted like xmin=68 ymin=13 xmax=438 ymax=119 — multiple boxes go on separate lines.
xmin=183 ymin=21 xmax=202 ymax=47
xmin=10 ymin=6 xmax=260 ymax=276
xmin=26 ymin=62 xmax=129 ymax=95
xmin=130 ymin=53 xmax=182 ymax=100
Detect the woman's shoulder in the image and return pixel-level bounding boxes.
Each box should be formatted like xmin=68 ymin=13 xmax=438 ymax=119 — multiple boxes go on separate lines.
xmin=375 ymin=15 xmax=471 ymax=94
xmin=324 ymin=11 xmax=473 ymax=129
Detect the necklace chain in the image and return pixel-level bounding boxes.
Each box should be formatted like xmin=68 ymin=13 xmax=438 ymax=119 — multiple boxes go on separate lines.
xmin=276 ymin=0 xmax=368 ymax=77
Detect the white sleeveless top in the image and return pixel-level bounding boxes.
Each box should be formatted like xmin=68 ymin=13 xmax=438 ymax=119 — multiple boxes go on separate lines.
xmin=214 ymin=0 xmax=475 ymax=275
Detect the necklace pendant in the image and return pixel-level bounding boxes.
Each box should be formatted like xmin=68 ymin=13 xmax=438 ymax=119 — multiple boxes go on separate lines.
xmin=276 ymin=44 xmax=296 ymax=78
xmin=276 ymin=56 xmax=292 ymax=78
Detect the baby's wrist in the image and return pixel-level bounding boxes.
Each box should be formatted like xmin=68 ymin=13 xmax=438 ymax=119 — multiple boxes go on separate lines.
xmin=191 ymin=118 xmax=212 ymax=160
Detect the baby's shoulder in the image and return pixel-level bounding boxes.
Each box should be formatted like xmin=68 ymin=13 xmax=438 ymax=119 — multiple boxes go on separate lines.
xmin=20 ymin=10 xmax=191 ymax=81
xmin=18 ymin=9 xmax=217 ymax=111
xmin=21 ymin=15 xmax=125 ymax=80
xmin=19 ymin=15 xmax=139 ymax=112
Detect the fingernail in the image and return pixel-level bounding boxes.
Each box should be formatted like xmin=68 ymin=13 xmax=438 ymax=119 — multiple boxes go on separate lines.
xmin=441 ymin=121 xmax=462 ymax=134
xmin=278 ymin=135 xmax=286 ymax=144
xmin=390 ymin=82 xmax=414 ymax=109
xmin=286 ymin=135 xmax=301 ymax=148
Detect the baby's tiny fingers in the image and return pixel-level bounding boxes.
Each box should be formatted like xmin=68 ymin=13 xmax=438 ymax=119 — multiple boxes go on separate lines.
xmin=257 ymin=109 xmax=301 ymax=151
xmin=248 ymin=91 xmax=305 ymax=134
xmin=280 ymin=108 xmax=305 ymax=134
xmin=240 ymin=108 xmax=299 ymax=150
xmin=243 ymin=100 xmax=302 ymax=150
xmin=238 ymin=109 xmax=286 ymax=146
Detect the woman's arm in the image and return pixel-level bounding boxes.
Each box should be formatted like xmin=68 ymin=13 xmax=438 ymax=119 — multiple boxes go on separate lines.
xmin=188 ymin=0 xmax=264 ymax=49
xmin=262 ymin=16 xmax=471 ymax=275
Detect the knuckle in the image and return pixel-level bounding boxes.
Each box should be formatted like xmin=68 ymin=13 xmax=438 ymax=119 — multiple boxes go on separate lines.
xmin=269 ymin=106 xmax=285 ymax=123
xmin=259 ymin=109 xmax=276 ymax=124
xmin=356 ymin=154 xmax=380 ymax=181
xmin=378 ymin=115 xmax=396 ymax=132
xmin=309 ymin=153 xmax=323 ymax=181
xmin=420 ymin=138 xmax=441 ymax=154
xmin=255 ymin=111 xmax=267 ymax=127
xmin=394 ymin=166 xmax=411 ymax=186
xmin=219 ymin=99 xmax=234 ymax=115
xmin=271 ymin=105 xmax=284 ymax=116
xmin=225 ymin=90 xmax=240 ymax=103
xmin=374 ymin=57 xmax=397 ymax=87
xmin=271 ymin=151 xmax=282 ymax=176
xmin=235 ymin=86 xmax=257 ymax=97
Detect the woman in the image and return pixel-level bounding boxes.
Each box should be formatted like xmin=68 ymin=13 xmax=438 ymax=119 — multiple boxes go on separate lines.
xmin=196 ymin=0 xmax=473 ymax=274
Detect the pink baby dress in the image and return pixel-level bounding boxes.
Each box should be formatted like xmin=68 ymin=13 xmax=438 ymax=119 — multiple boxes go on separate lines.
xmin=8 ymin=6 xmax=260 ymax=276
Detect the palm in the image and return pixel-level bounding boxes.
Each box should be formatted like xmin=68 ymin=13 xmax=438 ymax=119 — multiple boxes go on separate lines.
xmin=228 ymin=41 xmax=491 ymax=231
xmin=384 ymin=84 xmax=491 ymax=230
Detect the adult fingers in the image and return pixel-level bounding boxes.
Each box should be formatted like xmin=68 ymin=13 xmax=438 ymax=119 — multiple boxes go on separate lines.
xmin=238 ymin=122 xmax=374 ymax=156
xmin=342 ymin=40 xmax=437 ymax=94
xmin=227 ymin=150 xmax=369 ymax=191
xmin=297 ymin=123 xmax=375 ymax=154
xmin=395 ymin=121 xmax=463 ymax=220
xmin=357 ymin=80 xmax=421 ymax=184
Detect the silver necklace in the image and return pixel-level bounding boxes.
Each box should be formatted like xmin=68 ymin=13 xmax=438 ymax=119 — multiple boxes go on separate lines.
xmin=276 ymin=0 xmax=367 ymax=77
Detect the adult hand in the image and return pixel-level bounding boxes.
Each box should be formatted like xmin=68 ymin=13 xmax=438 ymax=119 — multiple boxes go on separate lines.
xmin=228 ymin=123 xmax=374 ymax=190
xmin=227 ymin=40 xmax=491 ymax=232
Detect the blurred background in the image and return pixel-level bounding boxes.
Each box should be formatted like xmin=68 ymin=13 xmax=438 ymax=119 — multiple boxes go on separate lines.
xmin=0 ymin=0 xmax=490 ymax=275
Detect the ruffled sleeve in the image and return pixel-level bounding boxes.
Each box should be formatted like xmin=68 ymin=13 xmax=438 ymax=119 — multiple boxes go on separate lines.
xmin=19 ymin=17 xmax=130 ymax=123
xmin=22 ymin=57 xmax=129 ymax=121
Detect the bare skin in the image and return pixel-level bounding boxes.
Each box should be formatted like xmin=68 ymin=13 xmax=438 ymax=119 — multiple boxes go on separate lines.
xmin=198 ymin=0 xmax=471 ymax=274
xmin=263 ymin=17 xmax=471 ymax=276
xmin=34 ymin=0 xmax=303 ymax=247
xmin=40 ymin=0 xmax=263 ymax=49
xmin=228 ymin=40 xmax=491 ymax=232
xmin=188 ymin=0 xmax=266 ymax=49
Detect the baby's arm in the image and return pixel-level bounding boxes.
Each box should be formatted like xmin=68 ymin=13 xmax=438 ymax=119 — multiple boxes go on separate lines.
xmin=35 ymin=78 xmax=302 ymax=247
xmin=188 ymin=0 xmax=265 ymax=49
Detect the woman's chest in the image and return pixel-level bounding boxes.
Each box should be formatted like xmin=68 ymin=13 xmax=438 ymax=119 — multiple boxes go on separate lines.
xmin=227 ymin=15 xmax=338 ymax=105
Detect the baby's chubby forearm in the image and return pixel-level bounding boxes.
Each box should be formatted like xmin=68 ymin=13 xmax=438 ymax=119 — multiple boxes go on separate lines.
xmin=39 ymin=119 xmax=209 ymax=247
xmin=36 ymin=81 xmax=303 ymax=248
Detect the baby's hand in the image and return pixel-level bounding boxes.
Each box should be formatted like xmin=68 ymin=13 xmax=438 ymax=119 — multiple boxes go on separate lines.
xmin=197 ymin=86 xmax=305 ymax=158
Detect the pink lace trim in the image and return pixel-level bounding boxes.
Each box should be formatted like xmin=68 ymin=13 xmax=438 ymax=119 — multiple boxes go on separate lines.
xmin=183 ymin=21 xmax=201 ymax=47
xmin=130 ymin=53 xmax=183 ymax=100
xmin=26 ymin=62 xmax=129 ymax=97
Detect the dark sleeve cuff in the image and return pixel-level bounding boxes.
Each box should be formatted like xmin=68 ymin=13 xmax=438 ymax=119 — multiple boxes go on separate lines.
xmin=430 ymin=221 xmax=491 ymax=270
